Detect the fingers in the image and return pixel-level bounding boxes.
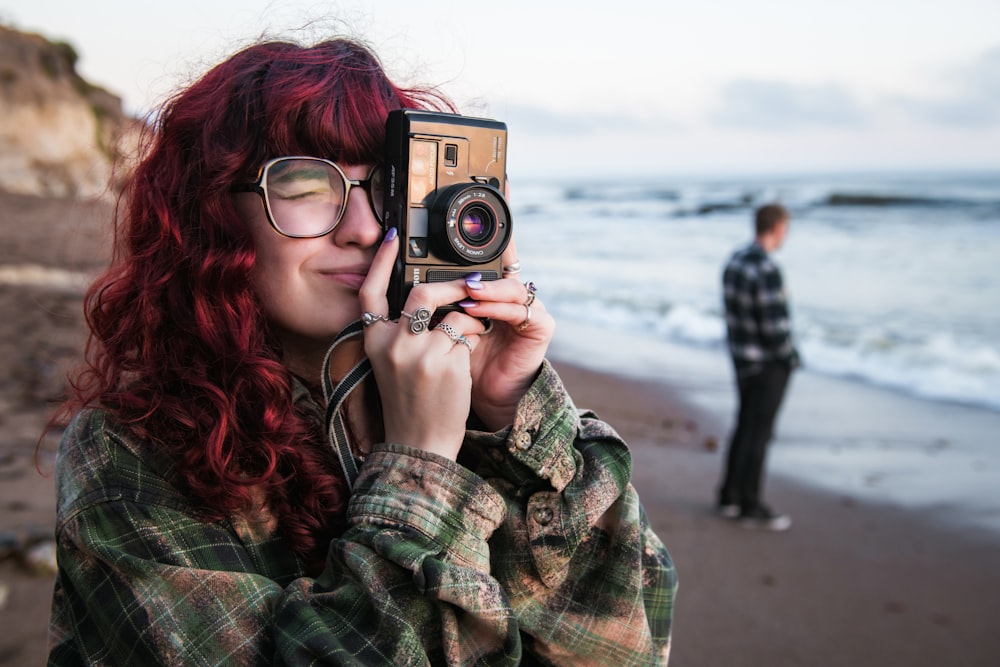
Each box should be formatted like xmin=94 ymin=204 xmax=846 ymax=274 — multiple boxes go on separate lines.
xmin=358 ymin=227 xmax=398 ymax=317
xmin=361 ymin=229 xmax=472 ymax=328
xmin=391 ymin=309 xmax=480 ymax=354
xmin=361 ymin=264 xmax=485 ymax=347
xmin=358 ymin=228 xmax=498 ymax=340
xmin=431 ymin=318 xmax=476 ymax=353
xmin=459 ymin=277 xmax=552 ymax=337
xmin=362 ymin=270 xmax=477 ymax=460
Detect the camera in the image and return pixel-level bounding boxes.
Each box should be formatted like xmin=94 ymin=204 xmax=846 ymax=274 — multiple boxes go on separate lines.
xmin=383 ymin=109 xmax=512 ymax=318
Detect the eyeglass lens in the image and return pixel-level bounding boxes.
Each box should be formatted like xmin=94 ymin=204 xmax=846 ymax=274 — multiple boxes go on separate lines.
xmin=263 ymin=159 xmax=384 ymax=237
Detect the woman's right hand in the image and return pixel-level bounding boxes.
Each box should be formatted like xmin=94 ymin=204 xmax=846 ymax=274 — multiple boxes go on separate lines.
xmin=357 ymin=228 xmax=487 ymax=461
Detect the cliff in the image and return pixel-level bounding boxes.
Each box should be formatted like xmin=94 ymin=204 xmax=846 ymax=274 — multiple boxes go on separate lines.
xmin=0 ymin=24 xmax=141 ymax=199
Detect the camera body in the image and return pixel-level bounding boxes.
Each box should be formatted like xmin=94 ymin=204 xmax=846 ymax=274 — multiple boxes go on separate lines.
xmin=383 ymin=109 xmax=511 ymax=318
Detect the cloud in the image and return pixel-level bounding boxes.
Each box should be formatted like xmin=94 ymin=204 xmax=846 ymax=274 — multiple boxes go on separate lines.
xmin=708 ymin=80 xmax=866 ymax=131
xmin=896 ymin=46 xmax=1000 ymax=127
xmin=495 ymin=104 xmax=666 ymax=137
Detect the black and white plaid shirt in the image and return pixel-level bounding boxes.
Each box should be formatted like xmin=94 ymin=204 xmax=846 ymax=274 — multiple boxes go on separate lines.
xmin=722 ymin=241 xmax=799 ymax=377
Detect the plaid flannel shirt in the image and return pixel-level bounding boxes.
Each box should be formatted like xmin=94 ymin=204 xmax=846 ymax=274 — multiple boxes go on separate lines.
xmin=48 ymin=360 xmax=676 ymax=665
xmin=723 ymin=242 xmax=799 ymax=377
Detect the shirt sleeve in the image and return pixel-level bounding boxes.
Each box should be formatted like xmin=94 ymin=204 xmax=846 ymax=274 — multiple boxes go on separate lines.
xmin=461 ymin=360 xmax=677 ymax=664
xmin=50 ymin=363 xmax=676 ymax=667
xmin=50 ymin=411 xmax=294 ymax=665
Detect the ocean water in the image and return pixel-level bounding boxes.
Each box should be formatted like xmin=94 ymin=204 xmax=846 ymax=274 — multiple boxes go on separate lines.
xmin=510 ymin=170 xmax=1000 ymax=414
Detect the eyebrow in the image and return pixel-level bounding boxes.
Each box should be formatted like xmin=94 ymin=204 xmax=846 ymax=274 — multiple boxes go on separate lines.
xmin=271 ymin=164 xmax=332 ymax=185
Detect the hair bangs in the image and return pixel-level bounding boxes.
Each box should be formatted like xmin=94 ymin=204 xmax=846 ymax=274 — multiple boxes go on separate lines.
xmin=257 ymin=40 xmax=402 ymax=166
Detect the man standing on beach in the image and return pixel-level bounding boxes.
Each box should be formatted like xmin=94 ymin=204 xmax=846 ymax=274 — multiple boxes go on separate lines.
xmin=717 ymin=203 xmax=799 ymax=531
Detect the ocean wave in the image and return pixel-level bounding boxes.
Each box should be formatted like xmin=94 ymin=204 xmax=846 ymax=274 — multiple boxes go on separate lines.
xmin=545 ymin=292 xmax=1000 ymax=413
xmin=822 ymin=193 xmax=963 ymax=207
xmin=562 ymin=185 xmax=680 ymax=202
xmin=515 ymin=170 xmax=1000 ymax=414
xmin=799 ymin=332 xmax=1000 ymax=412
xmin=519 ymin=172 xmax=1000 ymax=221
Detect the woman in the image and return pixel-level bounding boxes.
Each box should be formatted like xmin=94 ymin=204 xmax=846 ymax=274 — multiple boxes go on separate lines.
xmin=48 ymin=36 xmax=676 ymax=665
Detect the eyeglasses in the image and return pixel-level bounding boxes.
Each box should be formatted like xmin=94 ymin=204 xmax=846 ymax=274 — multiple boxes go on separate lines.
xmin=231 ymin=157 xmax=385 ymax=238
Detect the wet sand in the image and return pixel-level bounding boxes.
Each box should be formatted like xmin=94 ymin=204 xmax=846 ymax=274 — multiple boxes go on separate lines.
xmin=1 ymin=191 xmax=999 ymax=665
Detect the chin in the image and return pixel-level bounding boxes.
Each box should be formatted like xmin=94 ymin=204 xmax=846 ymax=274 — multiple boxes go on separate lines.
xmin=313 ymin=294 xmax=362 ymax=331
xmin=324 ymin=311 xmax=362 ymax=336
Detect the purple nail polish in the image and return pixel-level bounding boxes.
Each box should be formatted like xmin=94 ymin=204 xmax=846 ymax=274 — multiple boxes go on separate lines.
xmin=383 ymin=227 xmax=398 ymax=242
xmin=466 ymin=272 xmax=482 ymax=282
xmin=459 ymin=299 xmax=478 ymax=308
xmin=465 ymin=278 xmax=483 ymax=290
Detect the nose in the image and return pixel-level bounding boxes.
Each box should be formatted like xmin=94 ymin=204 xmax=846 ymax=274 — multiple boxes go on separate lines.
xmin=331 ymin=179 xmax=382 ymax=249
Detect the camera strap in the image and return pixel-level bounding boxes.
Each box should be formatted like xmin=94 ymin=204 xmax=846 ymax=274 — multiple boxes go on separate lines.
xmin=321 ymin=319 xmax=370 ymax=490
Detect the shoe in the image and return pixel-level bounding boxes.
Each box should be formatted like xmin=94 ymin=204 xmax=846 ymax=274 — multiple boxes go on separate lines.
xmin=716 ymin=503 xmax=740 ymax=519
xmin=739 ymin=505 xmax=792 ymax=531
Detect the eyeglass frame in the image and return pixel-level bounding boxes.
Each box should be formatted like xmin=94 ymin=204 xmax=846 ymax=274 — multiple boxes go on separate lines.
xmin=231 ymin=156 xmax=385 ymax=238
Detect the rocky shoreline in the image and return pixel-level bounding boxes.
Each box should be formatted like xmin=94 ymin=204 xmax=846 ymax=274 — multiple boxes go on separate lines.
xmin=0 ymin=23 xmax=140 ymax=199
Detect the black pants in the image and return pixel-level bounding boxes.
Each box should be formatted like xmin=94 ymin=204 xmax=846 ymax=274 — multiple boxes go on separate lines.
xmin=719 ymin=362 xmax=792 ymax=512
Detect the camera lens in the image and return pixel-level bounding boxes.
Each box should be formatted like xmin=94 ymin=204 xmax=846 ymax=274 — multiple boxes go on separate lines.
xmin=430 ymin=183 xmax=512 ymax=265
xmin=458 ymin=205 xmax=495 ymax=245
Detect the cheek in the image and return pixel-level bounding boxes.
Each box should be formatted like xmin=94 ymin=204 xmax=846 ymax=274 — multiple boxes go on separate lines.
xmin=250 ymin=244 xmax=299 ymax=317
xmin=237 ymin=197 xmax=293 ymax=318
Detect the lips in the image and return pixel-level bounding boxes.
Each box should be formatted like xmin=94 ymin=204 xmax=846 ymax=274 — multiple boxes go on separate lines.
xmin=320 ymin=264 xmax=371 ymax=290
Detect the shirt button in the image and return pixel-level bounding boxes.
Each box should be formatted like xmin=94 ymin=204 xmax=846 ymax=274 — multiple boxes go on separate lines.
xmin=533 ymin=507 xmax=554 ymax=526
xmin=515 ymin=432 xmax=533 ymax=451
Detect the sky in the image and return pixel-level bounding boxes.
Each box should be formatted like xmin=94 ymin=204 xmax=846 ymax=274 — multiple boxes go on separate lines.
xmin=3 ymin=0 xmax=999 ymax=178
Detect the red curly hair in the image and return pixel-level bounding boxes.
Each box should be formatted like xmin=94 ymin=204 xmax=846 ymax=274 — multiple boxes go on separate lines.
xmin=65 ymin=38 xmax=453 ymax=571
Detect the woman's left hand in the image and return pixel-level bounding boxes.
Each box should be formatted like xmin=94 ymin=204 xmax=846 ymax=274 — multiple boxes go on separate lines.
xmin=459 ymin=244 xmax=554 ymax=431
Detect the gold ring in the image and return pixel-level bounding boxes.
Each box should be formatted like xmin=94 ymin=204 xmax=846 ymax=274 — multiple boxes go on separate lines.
xmin=517 ymin=304 xmax=532 ymax=331
xmin=523 ymin=281 xmax=537 ymax=307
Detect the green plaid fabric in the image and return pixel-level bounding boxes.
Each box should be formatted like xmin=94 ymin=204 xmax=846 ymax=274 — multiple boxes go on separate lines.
xmin=48 ymin=361 xmax=676 ymax=665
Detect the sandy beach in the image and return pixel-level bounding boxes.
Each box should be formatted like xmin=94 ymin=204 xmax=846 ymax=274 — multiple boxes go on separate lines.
xmin=1 ymin=190 xmax=999 ymax=665
xmin=0 ymin=191 xmax=113 ymax=665
xmin=550 ymin=360 xmax=1000 ymax=667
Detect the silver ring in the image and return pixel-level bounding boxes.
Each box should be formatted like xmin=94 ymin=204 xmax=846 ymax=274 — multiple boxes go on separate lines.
xmin=502 ymin=260 xmax=521 ymax=275
xmin=456 ymin=335 xmax=473 ymax=351
xmin=361 ymin=312 xmax=389 ymax=327
xmin=401 ymin=306 xmax=432 ymax=335
xmin=523 ymin=281 xmax=537 ymax=307
xmin=435 ymin=322 xmax=462 ymax=343
xmin=517 ymin=304 xmax=532 ymax=331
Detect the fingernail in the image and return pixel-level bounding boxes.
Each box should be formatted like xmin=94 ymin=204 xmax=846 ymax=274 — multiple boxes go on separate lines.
xmin=465 ymin=278 xmax=483 ymax=290
xmin=459 ymin=299 xmax=478 ymax=308
xmin=465 ymin=272 xmax=482 ymax=282
xmin=383 ymin=227 xmax=398 ymax=243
